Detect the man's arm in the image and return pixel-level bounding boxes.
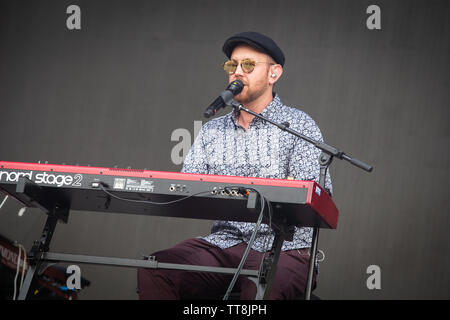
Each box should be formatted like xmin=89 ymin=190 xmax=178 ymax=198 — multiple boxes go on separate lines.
xmin=181 ymin=125 xmax=209 ymax=174
xmin=287 ymin=116 xmax=333 ymax=194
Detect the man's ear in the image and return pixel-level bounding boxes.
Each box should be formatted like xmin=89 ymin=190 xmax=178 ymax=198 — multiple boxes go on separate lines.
xmin=269 ymin=64 xmax=283 ymax=85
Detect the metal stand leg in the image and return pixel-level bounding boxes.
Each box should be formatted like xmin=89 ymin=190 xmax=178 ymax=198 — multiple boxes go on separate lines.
xmin=252 ymin=222 xmax=295 ymax=300
xmin=303 ymin=152 xmax=332 ymax=300
xmin=304 ymin=227 xmax=319 ymax=300
xmin=18 ymin=214 xmax=58 ymax=300
xmin=17 ymin=264 xmax=37 ymax=300
xmin=253 ymin=233 xmax=284 ymax=300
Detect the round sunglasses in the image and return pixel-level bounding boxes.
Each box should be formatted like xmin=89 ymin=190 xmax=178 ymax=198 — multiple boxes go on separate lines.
xmin=223 ymin=58 xmax=274 ymax=75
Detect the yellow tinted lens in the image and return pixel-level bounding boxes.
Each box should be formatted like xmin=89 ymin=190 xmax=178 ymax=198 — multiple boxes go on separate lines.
xmin=241 ymin=59 xmax=256 ymax=73
xmin=223 ymin=60 xmax=237 ymax=74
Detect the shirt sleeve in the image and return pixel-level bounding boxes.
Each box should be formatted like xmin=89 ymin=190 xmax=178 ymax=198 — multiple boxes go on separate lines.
xmin=181 ymin=125 xmax=209 ymax=174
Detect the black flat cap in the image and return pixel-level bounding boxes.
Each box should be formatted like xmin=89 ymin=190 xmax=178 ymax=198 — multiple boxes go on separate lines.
xmin=222 ymin=31 xmax=285 ymax=67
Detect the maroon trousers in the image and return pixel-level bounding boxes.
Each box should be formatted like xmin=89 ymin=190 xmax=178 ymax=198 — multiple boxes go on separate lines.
xmin=137 ymin=238 xmax=315 ymax=300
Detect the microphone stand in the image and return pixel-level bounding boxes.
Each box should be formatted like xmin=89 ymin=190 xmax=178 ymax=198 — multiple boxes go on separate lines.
xmin=228 ymin=99 xmax=373 ymax=300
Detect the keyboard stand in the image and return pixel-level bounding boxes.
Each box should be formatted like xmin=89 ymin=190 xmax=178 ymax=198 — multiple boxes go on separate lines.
xmin=15 ymin=176 xmax=285 ymax=300
xmin=252 ymin=221 xmax=295 ymax=300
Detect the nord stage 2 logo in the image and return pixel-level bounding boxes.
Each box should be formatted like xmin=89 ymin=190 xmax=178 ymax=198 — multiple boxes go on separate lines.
xmin=0 ymin=170 xmax=83 ymax=187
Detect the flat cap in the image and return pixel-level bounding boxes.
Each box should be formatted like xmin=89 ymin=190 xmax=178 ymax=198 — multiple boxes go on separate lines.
xmin=222 ymin=31 xmax=285 ymax=66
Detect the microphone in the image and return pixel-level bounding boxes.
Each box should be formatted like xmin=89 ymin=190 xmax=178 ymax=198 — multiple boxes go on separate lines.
xmin=203 ymin=80 xmax=244 ymax=118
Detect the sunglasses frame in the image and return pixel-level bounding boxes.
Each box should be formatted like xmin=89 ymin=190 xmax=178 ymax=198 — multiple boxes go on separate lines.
xmin=223 ymin=58 xmax=275 ymax=75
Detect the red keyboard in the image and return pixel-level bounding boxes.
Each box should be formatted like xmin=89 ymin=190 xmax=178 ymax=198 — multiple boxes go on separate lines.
xmin=0 ymin=161 xmax=338 ymax=229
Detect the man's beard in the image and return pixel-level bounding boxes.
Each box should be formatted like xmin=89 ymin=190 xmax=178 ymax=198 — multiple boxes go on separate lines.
xmin=234 ymin=81 xmax=269 ymax=105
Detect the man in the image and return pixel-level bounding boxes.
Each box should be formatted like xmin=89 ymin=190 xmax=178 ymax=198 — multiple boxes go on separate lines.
xmin=137 ymin=31 xmax=332 ymax=300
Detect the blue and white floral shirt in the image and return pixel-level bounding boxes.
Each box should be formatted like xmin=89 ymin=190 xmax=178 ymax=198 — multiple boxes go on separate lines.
xmin=182 ymin=94 xmax=332 ymax=252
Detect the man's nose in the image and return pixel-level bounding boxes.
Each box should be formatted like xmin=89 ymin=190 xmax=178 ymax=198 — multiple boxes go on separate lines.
xmin=233 ymin=62 xmax=245 ymax=77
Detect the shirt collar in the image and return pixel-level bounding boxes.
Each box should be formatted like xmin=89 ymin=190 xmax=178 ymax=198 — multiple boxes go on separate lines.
xmin=230 ymin=93 xmax=282 ymax=128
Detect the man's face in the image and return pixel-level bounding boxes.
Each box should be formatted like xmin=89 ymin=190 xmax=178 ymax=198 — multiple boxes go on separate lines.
xmin=228 ymin=44 xmax=274 ymax=104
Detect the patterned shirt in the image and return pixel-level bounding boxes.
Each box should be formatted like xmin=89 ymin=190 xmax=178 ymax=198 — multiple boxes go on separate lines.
xmin=182 ymin=94 xmax=332 ymax=252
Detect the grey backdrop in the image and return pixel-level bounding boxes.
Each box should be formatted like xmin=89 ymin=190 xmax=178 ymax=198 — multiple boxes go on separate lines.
xmin=0 ymin=0 xmax=449 ymax=299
